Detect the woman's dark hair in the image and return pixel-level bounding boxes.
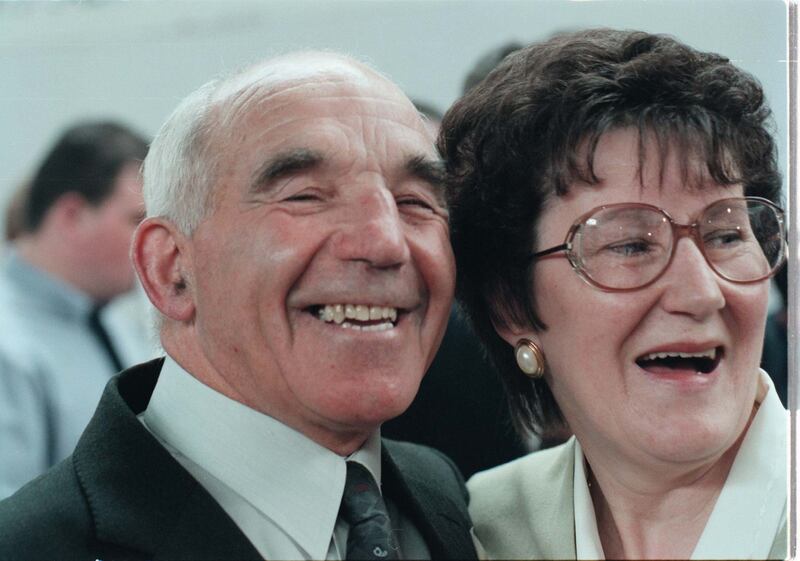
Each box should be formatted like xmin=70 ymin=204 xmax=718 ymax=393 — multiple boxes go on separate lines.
xmin=438 ymin=28 xmax=781 ymax=435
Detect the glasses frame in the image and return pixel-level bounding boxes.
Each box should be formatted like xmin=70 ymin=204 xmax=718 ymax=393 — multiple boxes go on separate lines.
xmin=529 ymin=196 xmax=787 ymax=292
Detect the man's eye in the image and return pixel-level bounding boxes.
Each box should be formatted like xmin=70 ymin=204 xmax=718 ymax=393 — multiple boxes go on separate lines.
xmin=283 ymin=192 xmax=321 ymax=203
xmin=397 ymin=197 xmax=435 ymax=212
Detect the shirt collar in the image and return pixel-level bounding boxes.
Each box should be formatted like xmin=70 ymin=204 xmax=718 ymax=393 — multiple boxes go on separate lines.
xmin=347 ymin=429 xmax=382 ymax=490
xmin=573 ymin=437 xmax=604 ymax=559
xmin=2 ymin=248 xmax=94 ymax=319
xmin=691 ymin=371 xmax=786 ymax=559
xmin=572 ymin=370 xmax=786 ymax=559
xmin=142 ymin=356 xmax=382 ymax=560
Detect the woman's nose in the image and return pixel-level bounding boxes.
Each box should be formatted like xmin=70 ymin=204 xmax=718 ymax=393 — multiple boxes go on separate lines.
xmin=658 ymin=237 xmax=726 ymax=319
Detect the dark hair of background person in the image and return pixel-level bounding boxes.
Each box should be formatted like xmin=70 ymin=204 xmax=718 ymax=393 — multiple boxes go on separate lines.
xmin=412 ymin=99 xmax=444 ymax=123
xmin=438 ymin=28 xmax=782 ymax=435
xmin=761 ymin=265 xmax=788 ymax=405
xmin=25 ymin=121 xmax=149 ymax=232
xmin=5 ymin=182 xmax=30 ymax=242
xmin=462 ymin=41 xmax=524 ymax=94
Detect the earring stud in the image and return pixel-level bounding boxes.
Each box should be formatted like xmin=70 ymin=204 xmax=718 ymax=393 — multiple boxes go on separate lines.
xmin=515 ymin=339 xmax=545 ymax=379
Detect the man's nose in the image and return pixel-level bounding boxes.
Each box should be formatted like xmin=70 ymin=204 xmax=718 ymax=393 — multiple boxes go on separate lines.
xmin=331 ymin=187 xmax=410 ymax=268
xmin=658 ymin=238 xmax=726 ymax=319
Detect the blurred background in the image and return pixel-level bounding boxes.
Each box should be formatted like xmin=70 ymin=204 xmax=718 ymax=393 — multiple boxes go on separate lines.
xmin=0 ymin=0 xmax=788 ymax=224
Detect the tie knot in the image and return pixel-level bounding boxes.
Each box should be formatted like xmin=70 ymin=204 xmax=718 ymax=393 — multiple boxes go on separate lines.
xmin=339 ymin=461 xmax=398 ymax=560
xmin=340 ymin=462 xmax=382 ymax=525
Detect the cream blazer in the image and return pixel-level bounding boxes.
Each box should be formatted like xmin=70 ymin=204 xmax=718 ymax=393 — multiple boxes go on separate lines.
xmin=467 ymin=437 xmax=787 ymax=560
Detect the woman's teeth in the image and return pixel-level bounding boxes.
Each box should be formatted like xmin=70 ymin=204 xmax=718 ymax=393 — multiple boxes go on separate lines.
xmin=636 ymin=347 xmax=721 ymax=374
xmin=638 ymin=348 xmax=717 ymax=362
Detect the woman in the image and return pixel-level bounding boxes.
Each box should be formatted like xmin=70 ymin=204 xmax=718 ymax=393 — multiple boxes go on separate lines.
xmin=439 ymin=29 xmax=787 ymax=559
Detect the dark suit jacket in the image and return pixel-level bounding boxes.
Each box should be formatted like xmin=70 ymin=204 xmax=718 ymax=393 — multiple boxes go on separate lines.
xmin=0 ymin=359 xmax=478 ymax=560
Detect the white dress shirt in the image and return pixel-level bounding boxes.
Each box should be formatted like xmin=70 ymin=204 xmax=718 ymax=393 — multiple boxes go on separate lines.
xmin=139 ymin=356 xmax=428 ymax=560
xmin=573 ymin=371 xmax=787 ymax=559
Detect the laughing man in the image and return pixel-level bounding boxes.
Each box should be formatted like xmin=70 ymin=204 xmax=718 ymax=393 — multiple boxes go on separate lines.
xmin=0 ymin=52 xmax=476 ymax=561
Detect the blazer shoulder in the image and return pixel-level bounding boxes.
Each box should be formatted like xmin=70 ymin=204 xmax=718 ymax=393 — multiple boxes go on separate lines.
xmin=383 ymin=438 xmax=467 ymax=494
xmin=467 ymin=438 xmax=576 ymax=559
xmin=382 ymin=438 xmax=478 ymax=560
xmin=0 ymin=458 xmax=94 ymax=559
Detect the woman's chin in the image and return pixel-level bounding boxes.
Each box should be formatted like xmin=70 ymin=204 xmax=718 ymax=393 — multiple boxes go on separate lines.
xmin=626 ymin=414 xmax=748 ymax=468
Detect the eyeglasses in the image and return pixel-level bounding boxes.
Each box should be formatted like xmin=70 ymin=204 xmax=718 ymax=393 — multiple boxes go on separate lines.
xmin=530 ymin=197 xmax=787 ymax=292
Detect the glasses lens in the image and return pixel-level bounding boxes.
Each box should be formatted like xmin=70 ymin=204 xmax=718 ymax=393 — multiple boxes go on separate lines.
xmin=699 ymin=198 xmax=785 ymax=282
xmin=573 ymin=206 xmax=672 ymax=289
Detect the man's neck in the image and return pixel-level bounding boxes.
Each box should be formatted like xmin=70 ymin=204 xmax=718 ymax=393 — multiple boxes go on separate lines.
xmin=160 ymin=328 xmax=373 ymax=457
xmin=15 ymin=235 xmax=97 ymax=301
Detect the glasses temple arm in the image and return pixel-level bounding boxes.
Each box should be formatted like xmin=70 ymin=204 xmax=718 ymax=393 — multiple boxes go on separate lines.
xmin=529 ymin=243 xmax=569 ymax=261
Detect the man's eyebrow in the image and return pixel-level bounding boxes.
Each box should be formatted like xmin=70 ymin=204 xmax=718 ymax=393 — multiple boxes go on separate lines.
xmin=405 ymin=154 xmax=447 ymax=202
xmin=250 ymin=148 xmax=324 ymax=193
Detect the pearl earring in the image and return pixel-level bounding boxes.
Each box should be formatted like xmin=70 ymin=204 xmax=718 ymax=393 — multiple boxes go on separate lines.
xmin=515 ymin=339 xmax=545 ymax=379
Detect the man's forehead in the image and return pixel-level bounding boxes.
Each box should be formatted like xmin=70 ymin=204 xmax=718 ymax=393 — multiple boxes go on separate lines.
xmin=211 ymin=54 xmax=385 ymax=107
xmin=206 ymin=53 xmax=417 ymax=154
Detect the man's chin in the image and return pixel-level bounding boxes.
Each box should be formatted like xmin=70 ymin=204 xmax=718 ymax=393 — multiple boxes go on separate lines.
xmin=322 ymin=391 xmax=418 ymax=435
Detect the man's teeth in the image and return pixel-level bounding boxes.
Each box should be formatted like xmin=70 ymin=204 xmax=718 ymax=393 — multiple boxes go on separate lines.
xmin=338 ymin=321 xmax=394 ymax=332
xmin=639 ymin=348 xmax=717 ymax=362
xmin=317 ymin=304 xmax=398 ymax=327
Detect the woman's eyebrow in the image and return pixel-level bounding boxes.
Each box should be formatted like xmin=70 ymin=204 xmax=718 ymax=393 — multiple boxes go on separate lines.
xmin=250 ymin=148 xmax=324 ymax=193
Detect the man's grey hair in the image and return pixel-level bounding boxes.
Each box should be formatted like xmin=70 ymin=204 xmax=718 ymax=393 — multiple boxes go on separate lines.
xmin=141 ymin=52 xmax=389 ymax=235
xmin=142 ymin=79 xmax=222 ymax=234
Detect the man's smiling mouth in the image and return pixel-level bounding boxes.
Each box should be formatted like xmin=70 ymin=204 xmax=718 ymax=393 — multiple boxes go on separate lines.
xmin=311 ymin=304 xmax=400 ymax=332
xmin=635 ymin=347 xmax=723 ymax=374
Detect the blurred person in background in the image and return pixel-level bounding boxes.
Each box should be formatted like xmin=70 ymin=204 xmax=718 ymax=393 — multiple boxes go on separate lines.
xmin=3 ymin=181 xmax=31 ymax=243
xmin=441 ymin=29 xmax=787 ymax=558
xmin=761 ymin=266 xmax=787 ymax=405
xmin=0 ymin=121 xmax=150 ymax=499
xmin=461 ymin=41 xmax=524 ymax=94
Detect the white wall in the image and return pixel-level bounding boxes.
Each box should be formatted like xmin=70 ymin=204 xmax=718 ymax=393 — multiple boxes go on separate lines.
xmin=0 ymin=0 xmax=788 ymax=225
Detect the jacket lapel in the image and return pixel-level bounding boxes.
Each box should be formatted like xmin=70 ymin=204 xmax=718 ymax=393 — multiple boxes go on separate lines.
xmin=72 ymin=359 xmax=262 ymax=560
xmin=150 ymin=487 xmax=264 ymax=561
xmin=382 ymin=440 xmax=477 ymax=560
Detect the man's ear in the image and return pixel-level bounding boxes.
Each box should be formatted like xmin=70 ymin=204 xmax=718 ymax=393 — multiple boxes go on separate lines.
xmin=132 ymin=217 xmax=195 ymax=322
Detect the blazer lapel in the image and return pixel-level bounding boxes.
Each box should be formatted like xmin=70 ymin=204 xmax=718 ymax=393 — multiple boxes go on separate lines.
xmin=382 ymin=440 xmax=477 ymax=560
xmin=73 ymin=359 xmax=262 ymax=560
xmin=150 ymin=487 xmax=263 ymax=561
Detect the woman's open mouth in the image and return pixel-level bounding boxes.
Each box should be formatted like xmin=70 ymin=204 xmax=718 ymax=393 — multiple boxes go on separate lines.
xmin=635 ymin=346 xmax=723 ymax=375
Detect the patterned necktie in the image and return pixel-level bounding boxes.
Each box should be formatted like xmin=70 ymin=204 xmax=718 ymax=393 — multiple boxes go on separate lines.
xmin=339 ymin=461 xmax=399 ymax=560
xmin=87 ymin=305 xmax=124 ymax=373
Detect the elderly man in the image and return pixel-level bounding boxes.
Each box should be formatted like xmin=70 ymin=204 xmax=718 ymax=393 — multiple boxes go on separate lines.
xmin=0 ymin=121 xmax=151 ymax=500
xmin=0 ymin=53 xmax=475 ymax=561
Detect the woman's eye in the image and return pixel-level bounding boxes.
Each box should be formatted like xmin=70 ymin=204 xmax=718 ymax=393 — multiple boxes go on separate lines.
xmin=605 ymin=239 xmax=655 ymax=257
xmin=704 ymin=229 xmax=744 ymax=248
